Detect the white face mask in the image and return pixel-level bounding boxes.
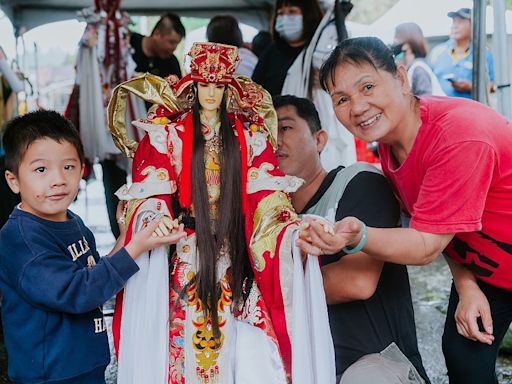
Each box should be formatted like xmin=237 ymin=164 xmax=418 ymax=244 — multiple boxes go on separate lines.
xmin=275 ymin=15 xmax=304 ymax=42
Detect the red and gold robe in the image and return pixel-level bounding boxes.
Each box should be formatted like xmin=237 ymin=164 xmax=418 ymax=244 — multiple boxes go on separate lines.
xmin=113 ymin=108 xmax=305 ymax=384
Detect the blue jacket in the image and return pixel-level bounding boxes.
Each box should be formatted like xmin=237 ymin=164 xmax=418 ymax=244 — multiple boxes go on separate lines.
xmin=428 ymin=39 xmax=495 ymax=98
xmin=0 ymin=208 xmax=139 ymax=383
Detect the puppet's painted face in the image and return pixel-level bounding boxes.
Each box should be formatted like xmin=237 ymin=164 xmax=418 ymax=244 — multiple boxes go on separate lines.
xmin=197 ymin=82 xmax=225 ymax=114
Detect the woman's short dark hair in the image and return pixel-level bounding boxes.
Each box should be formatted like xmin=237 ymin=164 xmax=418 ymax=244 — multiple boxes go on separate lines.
xmin=2 ymin=110 xmax=85 ymax=174
xmin=394 ymin=22 xmax=428 ymax=59
xmin=207 ymin=15 xmax=244 ymax=47
xmin=271 ymin=0 xmax=323 ymax=46
xmin=320 ymin=36 xmax=397 ymax=91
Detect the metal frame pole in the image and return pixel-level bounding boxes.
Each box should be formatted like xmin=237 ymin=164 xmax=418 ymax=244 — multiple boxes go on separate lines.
xmin=472 ymin=0 xmax=488 ymax=103
xmin=492 ymin=0 xmax=512 ymax=118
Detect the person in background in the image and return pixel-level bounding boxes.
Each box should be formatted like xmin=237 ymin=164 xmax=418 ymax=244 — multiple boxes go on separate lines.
xmin=393 ymin=22 xmax=444 ymax=96
xmin=274 ymin=94 xmax=429 ymax=384
xmin=429 ymin=7 xmax=495 ymax=98
xmin=95 ymin=13 xmax=186 ymax=240
xmin=0 ymin=110 xmax=185 ymax=384
xmin=251 ymin=30 xmax=272 ymax=58
xmin=282 ymin=0 xmax=357 ymax=170
xmin=252 ymin=0 xmax=323 ymax=95
xmin=129 ymin=12 xmax=186 ymax=78
xmin=0 ymin=46 xmax=23 ymax=229
xmin=206 ymin=15 xmax=258 ymax=77
xmin=299 ymin=36 xmax=512 ymax=384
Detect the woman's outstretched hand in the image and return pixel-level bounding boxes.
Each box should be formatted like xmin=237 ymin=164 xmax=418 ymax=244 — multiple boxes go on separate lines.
xmin=297 ymin=216 xmax=363 ymax=256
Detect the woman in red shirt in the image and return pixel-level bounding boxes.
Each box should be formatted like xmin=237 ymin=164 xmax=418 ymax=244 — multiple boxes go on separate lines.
xmin=298 ymin=36 xmax=512 ymax=384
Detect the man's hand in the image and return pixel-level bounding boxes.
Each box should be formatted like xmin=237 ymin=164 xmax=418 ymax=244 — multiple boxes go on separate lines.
xmin=451 ymin=79 xmax=472 ymax=93
xmin=455 ymin=284 xmax=494 ymax=345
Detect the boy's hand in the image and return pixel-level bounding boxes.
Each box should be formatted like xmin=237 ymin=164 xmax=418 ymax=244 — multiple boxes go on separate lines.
xmin=125 ymin=219 xmax=186 ymax=259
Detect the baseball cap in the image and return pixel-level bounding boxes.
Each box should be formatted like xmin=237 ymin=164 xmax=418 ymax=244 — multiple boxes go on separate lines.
xmin=448 ymin=8 xmax=471 ymax=20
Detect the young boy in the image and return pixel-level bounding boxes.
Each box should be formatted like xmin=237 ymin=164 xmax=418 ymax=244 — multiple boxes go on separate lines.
xmin=0 ymin=110 xmax=185 ymax=384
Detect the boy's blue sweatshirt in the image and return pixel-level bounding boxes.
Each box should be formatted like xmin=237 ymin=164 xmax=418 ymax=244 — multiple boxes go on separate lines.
xmin=0 ymin=208 xmax=139 ymax=383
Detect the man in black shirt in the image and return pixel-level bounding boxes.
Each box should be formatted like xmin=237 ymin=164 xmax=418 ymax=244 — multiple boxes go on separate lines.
xmin=130 ymin=12 xmax=185 ymax=78
xmin=274 ymin=95 xmax=430 ymax=384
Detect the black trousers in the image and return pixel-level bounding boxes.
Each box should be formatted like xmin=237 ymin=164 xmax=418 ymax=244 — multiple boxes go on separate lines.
xmin=100 ymin=159 xmax=127 ymax=239
xmin=442 ymin=280 xmax=512 ymax=384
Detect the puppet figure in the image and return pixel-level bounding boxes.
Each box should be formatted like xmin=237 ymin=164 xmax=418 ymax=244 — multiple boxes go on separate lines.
xmin=108 ymin=42 xmax=334 ymax=384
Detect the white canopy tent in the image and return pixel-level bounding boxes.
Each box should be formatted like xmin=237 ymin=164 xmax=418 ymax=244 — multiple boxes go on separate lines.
xmin=2 ymin=0 xmax=510 ymax=118
xmin=0 ymin=0 xmax=275 ymax=35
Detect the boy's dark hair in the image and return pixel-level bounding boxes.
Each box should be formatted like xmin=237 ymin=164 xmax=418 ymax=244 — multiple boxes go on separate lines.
xmin=273 ymin=94 xmax=322 ymax=134
xmin=207 ymin=15 xmax=244 ymax=47
xmin=151 ymin=12 xmax=186 ymax=38
xmin=2 ymin=110 xmax=85 ymax=174
xmin=320 ymin=36 xmax=397 ymax=92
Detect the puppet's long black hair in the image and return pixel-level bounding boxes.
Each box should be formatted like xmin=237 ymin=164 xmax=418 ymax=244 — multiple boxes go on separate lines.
xmin=190 ymin=88 xmax=248 ymax=341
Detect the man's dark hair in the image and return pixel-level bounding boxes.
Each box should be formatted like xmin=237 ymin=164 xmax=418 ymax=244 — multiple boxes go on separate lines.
xmin=273 ymin=94 xmax=322 ymax=134
xmin=207 ymin=15 xmax=244 ymax=47
xmin=2 ymin=110 xmax=85 ymax=174
xmin=320 ymin=36 xmax=397 ymax=92
xmin=151 ymin=12 xmax=186 ymax=38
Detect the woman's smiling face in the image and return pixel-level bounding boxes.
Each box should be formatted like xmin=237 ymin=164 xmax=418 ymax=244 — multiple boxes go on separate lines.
xmin=326 ymin=61 xmax=410 ymax=144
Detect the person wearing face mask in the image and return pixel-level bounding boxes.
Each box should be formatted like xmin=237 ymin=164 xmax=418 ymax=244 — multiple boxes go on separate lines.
xmin=282 ymin=0 xmax=358 ymax=171
xmin=252 ymin=0 xmax=323 ymax=96
xmin=392 ymin=23 xmax=445 ymax=97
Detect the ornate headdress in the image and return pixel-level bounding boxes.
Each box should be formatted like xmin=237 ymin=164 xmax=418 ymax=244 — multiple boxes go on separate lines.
xmin=107 ymin=42 xmax=277 ymax=158
xmin=189 ymin=42 xmax=239 ymax=84
xmin=171 ymin=42 xmax=240 ymax=102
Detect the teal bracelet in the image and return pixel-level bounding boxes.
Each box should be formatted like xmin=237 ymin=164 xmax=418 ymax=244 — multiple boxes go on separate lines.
xmin=342 ymin=222 xmax=367 ymax=254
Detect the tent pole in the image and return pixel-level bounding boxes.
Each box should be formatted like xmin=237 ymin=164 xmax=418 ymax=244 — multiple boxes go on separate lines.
xmin=472 ymin=0 xmax=488 ymax=103
xmin=492 ymin=0 xmax=512 ymax=118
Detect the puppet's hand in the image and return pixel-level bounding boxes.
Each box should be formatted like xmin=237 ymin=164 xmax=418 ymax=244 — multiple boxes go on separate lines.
xmin=152 ymin=216 xmax=182 ymax=237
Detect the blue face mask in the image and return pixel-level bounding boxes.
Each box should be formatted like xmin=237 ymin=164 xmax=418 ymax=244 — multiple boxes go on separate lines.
xmin=390 ymin=43 xmax=405 ymax=63
xmin=275 ymin=15 xmax=304 ymax=42
xmin=395 ymin=52 xmax=405 ymax=63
